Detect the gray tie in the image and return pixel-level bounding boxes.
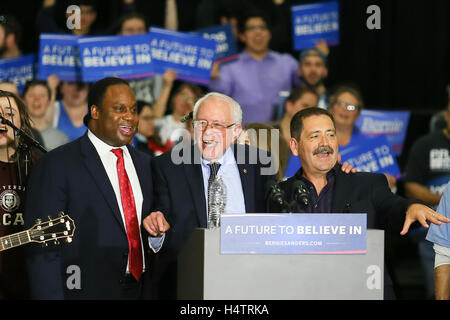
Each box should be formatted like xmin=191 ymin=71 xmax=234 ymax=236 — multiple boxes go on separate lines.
xmin=207 ymin=162 xmax=221 ymax=215
xmin=208 ymin=162 xmax=221 ymax=187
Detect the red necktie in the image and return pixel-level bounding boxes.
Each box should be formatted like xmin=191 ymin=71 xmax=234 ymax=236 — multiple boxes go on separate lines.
xmin=111 ymin=148 xmax=143 ymax=281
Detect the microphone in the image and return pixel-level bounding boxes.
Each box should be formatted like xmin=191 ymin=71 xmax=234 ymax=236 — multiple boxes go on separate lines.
xmin=292 ymin=180 xmax=310 ymax=208
xmin=265 ymin=180 xmax=290 ymax=213
xmin=0 ymin=113 xmax=47 ymax=154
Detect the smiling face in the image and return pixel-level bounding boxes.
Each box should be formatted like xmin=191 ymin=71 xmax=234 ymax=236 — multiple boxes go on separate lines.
xmin=290 ymin=114 xmax=338 ymax=176
xmin=329 ymin=91 xmax=360 ymax=130
xmin=24 ymin=84 xmax=50 ymax=118
xmin=90 ymin=84 xmax=138 ymax=147
xmin=194 ymin=96 xmax=242 ymax=161
xmin=300 ymin=54 xmax=328 ymax=87
xmin=239 ymin=17 xmax=271 ymax=56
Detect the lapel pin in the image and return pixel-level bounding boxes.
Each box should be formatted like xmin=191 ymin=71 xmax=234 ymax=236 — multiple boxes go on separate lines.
xmin=243 ymin=168 xmax=247 ymax=174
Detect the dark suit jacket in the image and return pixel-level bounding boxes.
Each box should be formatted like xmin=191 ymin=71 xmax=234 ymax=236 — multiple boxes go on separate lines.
xmin=278 ymin=164 xmax=420 ymax=299
xmin=279 ymin=164 xmax=417 ymax=231
xmin=149 ymin=143 xmax=276 ymax=298
xmin=152 ymin=143 xmax=276 ymax=256
xmin=25 ymin=134 xmax=153 ymax=300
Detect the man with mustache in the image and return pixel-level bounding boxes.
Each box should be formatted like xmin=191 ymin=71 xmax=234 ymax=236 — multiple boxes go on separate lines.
xmin=277 ymin=107 xmax=450 ymax=299
xmin=25 ymin=77 xmax=169 ymax=299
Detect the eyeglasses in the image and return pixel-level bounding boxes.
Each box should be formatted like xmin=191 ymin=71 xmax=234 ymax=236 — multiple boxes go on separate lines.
xmin=193 ymin=120 xmax=235 ymax=130
xmin=335 ymin=101 xmax=360 ymax=112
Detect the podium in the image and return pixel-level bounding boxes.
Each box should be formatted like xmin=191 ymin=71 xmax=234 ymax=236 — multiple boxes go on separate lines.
xmin=177 ymin=228 xmax=384 ymax=300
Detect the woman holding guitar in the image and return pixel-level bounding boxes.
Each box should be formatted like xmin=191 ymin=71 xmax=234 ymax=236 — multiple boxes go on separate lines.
xmin=0 ymin=88 xmax=42 ymax=299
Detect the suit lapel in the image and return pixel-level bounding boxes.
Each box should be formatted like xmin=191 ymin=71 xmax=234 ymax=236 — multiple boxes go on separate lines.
xmin=127 ymin=145 xmax=151 ymax=218
xmin=183 ymin=144 xmax=207 ymax=227
xmin=331 ymin=168 xmax=351 ymax=213
xmin=80 ymin=134 xmax=126 ymax=231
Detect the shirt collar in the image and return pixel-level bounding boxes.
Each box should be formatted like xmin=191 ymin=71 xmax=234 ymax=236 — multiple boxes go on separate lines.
xmin=87 ymin=129 xmax=130 ymax=158
xmin=241 ymin=50 xmax=275 ymax=62
xmin=201 ymin=146 xmax=235 ymax=168
xmin=295 ymin=163 xmax=338 ymax=181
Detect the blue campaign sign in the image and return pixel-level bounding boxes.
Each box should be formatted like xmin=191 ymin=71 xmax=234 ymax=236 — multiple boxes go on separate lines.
xmin=339 ymin=134 xmax=401 ymax=179
xmin=221 ymin=213 xmax=367 ymax=254
xmin=291 ymin=1 xmax=339 ymax=50
xmin=38 ymin=34 xmax=82 ymax=82
xmin=355 ymin=109 xmax=411 ymax=157
xmin=78 ymin=34 xmax=154 ymax=82
xmin=284 ymin=154 xmax=301 ymax=179
xmin=0 ymin=54 xmax=37 ymax=94
xmin=148 ymin=27 xmax=217 ymax=85
xmin=194 ymin=24 xmax=238 ymax=64
xmin=425 ymin=175 xmax=450 ymax=197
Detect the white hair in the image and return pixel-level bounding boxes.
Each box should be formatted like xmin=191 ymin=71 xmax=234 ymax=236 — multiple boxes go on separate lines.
xmin=193 ymin=92 xmax=242 ymax=125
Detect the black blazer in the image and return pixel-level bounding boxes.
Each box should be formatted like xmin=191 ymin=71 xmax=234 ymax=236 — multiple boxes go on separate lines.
xmin=151 ymin=143 xmax=276 ymax=256
xmin=25 ymin=134 xmax=153 ymax=299
xmin=278 ymin=164 xmax=421 ymax=299
xmin=279 ymin=164 xmax=418 ymax=232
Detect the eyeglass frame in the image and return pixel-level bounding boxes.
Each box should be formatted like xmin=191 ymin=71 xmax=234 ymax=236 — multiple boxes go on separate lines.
xmin=334 ymin=101 xmax=360 ymax=112
xmin=193 ymin=119 xmax=236 ymax=130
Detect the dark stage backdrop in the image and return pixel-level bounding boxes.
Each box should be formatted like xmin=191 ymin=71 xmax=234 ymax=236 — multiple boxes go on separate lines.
xmin=1 ymin=0 xmax=449 ymax=157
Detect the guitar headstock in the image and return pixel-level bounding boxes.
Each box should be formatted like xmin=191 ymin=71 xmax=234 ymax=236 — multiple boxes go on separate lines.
xmin=29 ymin=212 xmax=75 ymax=246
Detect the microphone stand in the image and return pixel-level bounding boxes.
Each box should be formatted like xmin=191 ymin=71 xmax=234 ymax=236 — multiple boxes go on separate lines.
xmin=0 ymin=114 xmax=47 ymax=184
xmin=0 ymin=114 xmax=47 ymax=154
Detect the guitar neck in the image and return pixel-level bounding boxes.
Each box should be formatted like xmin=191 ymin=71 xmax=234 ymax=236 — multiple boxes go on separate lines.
xmin=0 ymin=230 xmax=30 ymax=252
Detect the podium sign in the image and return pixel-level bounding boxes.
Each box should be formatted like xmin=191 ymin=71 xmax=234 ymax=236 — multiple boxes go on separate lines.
xmin=178 ymin=228 xmax=384 ymax=299
xmin=221 ymin=213 xmax=366 ymax=254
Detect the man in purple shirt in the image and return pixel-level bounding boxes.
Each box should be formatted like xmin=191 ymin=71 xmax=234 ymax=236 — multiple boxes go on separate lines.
xmin=209 ymin=10 xmax=300 ymax=124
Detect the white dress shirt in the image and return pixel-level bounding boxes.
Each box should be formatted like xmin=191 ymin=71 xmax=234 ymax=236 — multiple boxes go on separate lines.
xmin=88 ymin=130 xmax=150 ymax=272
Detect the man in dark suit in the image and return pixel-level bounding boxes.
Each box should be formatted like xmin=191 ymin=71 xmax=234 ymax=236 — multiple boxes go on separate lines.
xmin=149 ymin=92 xmax=276 ymax=299
xmin=25 ymin=77 xmax=169 ymax=299
xmin=277 ymin=107 xmax=450 ymax=299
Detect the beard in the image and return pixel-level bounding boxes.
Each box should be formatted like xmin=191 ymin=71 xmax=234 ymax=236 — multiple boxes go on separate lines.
xmin=302 ymin=76 xmax=324 ymax=91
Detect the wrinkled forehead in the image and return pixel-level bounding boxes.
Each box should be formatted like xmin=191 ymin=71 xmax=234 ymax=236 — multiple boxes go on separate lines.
xmin=302 ymin=115 xmax=335 ymax=135
xmin=197 ymin=96 xmax=234 ymax=122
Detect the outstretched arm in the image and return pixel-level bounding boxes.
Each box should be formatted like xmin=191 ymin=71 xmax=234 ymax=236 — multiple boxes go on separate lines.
xmin=400 ymin=203 xmax=450 ymax=235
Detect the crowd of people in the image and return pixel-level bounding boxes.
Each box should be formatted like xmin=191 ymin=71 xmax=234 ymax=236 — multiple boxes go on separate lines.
xmin=0 ymin=0 xmax=449 ymax=301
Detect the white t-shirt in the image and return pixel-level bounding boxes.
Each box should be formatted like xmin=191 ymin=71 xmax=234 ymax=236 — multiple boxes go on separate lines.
xmin=154 ymin=114 xmax=187 ymax=144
